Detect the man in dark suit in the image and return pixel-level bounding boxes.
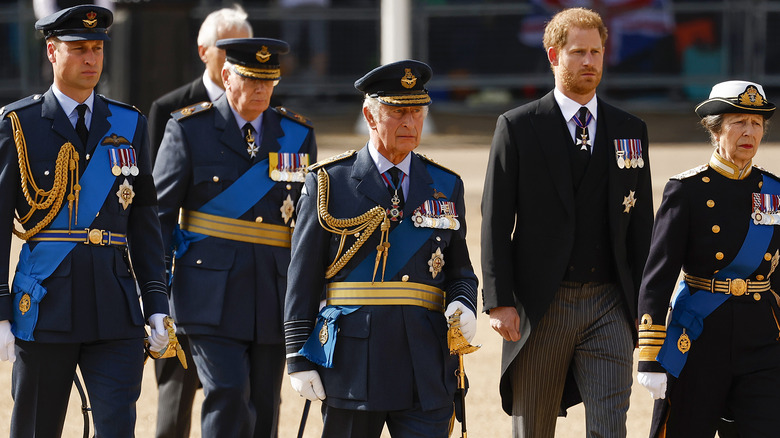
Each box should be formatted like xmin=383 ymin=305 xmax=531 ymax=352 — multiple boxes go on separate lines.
xmin=147 ymin=5 xmax=252 ymax=163
xmin=147 ymin=8 xmax=251 ymax=437
xmin=481 ymin=7 xmax=654 ymax=437
xmin=0 ymin=5 xmax=171 ymax=436
xmin=284 ymin=60 xmax=478 ymax=438
xmin=154 ymin=38 xmax=317 ymax=438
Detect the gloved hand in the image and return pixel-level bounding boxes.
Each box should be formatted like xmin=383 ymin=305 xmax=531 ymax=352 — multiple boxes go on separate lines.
xmin=445 ymin=301 xmax=477 ymax=343
xmin=147 ymin=313 xmax=170 ymax=353
xmin=0 ymin=320 xmax=16 ymax=363
xmin=637 ymin=371 xmax=667 ymax=399
xmin=290 ymin=370 xmax=326 ymax=401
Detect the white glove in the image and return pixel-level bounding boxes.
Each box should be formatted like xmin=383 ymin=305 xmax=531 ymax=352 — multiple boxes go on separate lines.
xmin=290 ymin=370 xmax=326 ymax=401
xmin=147 ymin=313 xmax=170 ymax=353
xmin=0 ymin=320 xmax=15 ymax=363
xmin=445 ymin=301 xmax=477 ymax=343
xmin=638 ymin=371 xmax=667 ymax=399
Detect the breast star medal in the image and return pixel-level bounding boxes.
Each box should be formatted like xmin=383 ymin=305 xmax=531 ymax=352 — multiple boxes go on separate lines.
xmin=622 ymin=190 xmax=637 ymax=213
xmin=117 ymin=178 xmax=135 ymax=210
xmin=280 ymin=194 xmax=295 ymax=224
xmin=428 ymin=247 xmax=445 ymax=279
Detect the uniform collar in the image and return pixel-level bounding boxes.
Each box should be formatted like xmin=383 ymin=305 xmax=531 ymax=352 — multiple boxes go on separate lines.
xmin=709 ymin=150 xmax=752 ymax=180
xmin=230 ymin=106 xmax=263 ymax=134
xmin=368 ymin=140 xmax=412 ymax=176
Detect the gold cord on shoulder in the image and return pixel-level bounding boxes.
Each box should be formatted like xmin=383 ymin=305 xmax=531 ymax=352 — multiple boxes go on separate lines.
xmin=316 ymin=168 xmax=390 ymax=281
xmin=10 ymin=111 xmax=80 ymax=239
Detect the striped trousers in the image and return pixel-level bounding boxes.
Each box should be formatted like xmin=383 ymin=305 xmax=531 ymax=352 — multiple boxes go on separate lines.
xmin=510 ymin=281 xmax=633 ymax=438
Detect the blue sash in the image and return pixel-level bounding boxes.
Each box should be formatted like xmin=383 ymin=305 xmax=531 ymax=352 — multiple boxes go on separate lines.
xmin=173 ymin=117 xmax=309 ymax=256
xmin=12 ymin=104 xmax=138 ymax=341
xmin=657 ymin=175 xmax=780 ymax=377
xmin=300 ymin=161 xmax=457 ymax=367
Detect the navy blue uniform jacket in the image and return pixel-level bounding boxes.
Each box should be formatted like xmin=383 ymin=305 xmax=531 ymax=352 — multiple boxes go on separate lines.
xmin=284 ymin=146 xmax=478 ymax=412
xmin=154 ymin=94 xmax=317 ymax=343
xmin=0 ymin=88 xmax=169 ymax=342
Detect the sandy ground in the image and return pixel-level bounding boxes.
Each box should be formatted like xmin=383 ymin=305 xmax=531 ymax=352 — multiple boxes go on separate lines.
xmin=3 ymin=132 xmax=775 ymax=437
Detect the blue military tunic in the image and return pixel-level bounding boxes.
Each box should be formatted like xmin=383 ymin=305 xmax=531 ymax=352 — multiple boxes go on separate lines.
xmin=284 ymin=146 xmax=478 ymax=412
xmin=0 ymin=88 xmax=168 ymax=342
xmin=153 ymin=94 xmax=317 ymax=343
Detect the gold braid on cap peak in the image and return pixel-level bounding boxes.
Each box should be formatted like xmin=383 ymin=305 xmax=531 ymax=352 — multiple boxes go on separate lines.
xmin=316 ymin=168 xmax=390 ymax=281
xmin=233 ymin=65 xmax=280 ymax=80
xmin=377 ymin=94 xmax=431 ymax=106
xmin=10 ymin=111 xmax=80 ymax=240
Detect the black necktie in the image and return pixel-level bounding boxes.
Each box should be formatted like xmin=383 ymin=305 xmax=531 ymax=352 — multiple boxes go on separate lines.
xmin=387 ymin=167 xmax=405 ymax=206
xmin=76 ymin=104 xmax=89 ymax=145
xmin=244 ymin=123 xmax=259 ymax=158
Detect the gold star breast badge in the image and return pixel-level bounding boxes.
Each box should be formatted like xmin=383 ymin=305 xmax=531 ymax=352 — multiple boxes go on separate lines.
xmin=622 ymin=190 xmax=637 ymax=213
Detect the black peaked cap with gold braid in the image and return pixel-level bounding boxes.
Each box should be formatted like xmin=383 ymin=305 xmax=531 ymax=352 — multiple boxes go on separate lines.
xmin=354 ymin=59 xmax=432 ymax=107
xmin=35 ymin=5 xmax=112 ymax=41
xmin=217 ymin=37 xmax=290 ymax=81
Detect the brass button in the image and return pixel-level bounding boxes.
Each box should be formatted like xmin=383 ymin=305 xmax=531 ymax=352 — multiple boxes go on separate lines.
xmin=702 ymin=176 xmax=710 ymax=183
xmin=286 ymin=184 xmax=292 ymax=190
xmin=759 ymin=181 xmax=763 ymax=189
xmin=716 ymin=252 xmax=724 ymax=260
xmin=707 ymin=200 xmax=715 ymax=208
xmin=44 ymin=170 xmax=50 ymax=176
xmin=765 ymin=253 xmax=772 ymax=261
xmin=255 ymin=216 xmax=263 ymax=223
xmin=86 ymin=154 xmax=91 ymax=161
xmin=212 ymin=176 xmax=219 ymax=182
xmin=402 ymin=275 xmax=409 ymax=282
xmin=756 ymin=275 xmax=765 ymax=281
xmin=436 ymin=236 xmax=441 ymax=242
xmin=196 ymin=259 xmax=202 ymax=265
xmin=754 ymin=293 xmax=762 ymax=301
xmin=712 ymin=225 xmax=720 ymax=233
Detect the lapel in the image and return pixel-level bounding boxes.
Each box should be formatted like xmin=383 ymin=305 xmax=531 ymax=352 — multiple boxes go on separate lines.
xmin=87 ymin=95 xmax=112 ymax=155
xmin=534 ymin=91 xmax=574 ymax=215
xmin=42 ymin=88 xmax=79 ymax=150
xmin=258 ymin=108 xmax=283 ymax=159
xmin=214 ymin=95 xmax=251 ymax=161
xmin=189 ymin=77 xmax=209 ymax=102
xmin=403 ymin=153 xmax=434 ymax=217
xmin=351 ymin=145 xmax=392 ymax=208
xmin=600 ymin=98 xmax=627 ymax=233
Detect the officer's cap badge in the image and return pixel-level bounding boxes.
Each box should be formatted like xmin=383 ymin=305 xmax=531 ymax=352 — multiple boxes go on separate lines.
xmin=739 ymin=85 xmax=767 ymax=107
xmin=401 ymin=68 xmax=417 ymax=89
xmin=256 ymin=46 xmax=271 ymax=63
xmin=83 ymin=11 xmax=98 ymax=28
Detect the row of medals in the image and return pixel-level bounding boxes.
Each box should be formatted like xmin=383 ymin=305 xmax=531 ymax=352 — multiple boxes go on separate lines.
xmin=616 ymin=151 xmax=644 ymax=169
xmin=112 ymin=164 xmax=139 ymax=177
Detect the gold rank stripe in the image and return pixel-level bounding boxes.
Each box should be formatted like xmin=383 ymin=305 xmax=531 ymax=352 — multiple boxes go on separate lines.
xmin=326 ymin=281 xmax=445 ymax=312
xmin=638 ymin=323 xmax=666 ymax=332
xmin=638 ymin=346 xmax=662 ymax=362
xmin=180 ymin=209 xmax=292 ymax=248
xmin=233 ymin=65 xmax=280 ymax=80
xmin=378 ymin=94 xmax=431 ymax=106
xmin=639 ymin=338 xmax=665 ymax=346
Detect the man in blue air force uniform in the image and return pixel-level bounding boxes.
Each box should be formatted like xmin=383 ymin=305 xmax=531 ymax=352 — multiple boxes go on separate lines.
xmin=284 ymin=60 xmax=478 ymax=437
xmin=0 ymin=5 xmax=171 ymax=437
xmin=154 ymin=38 xmax=317 ymax=437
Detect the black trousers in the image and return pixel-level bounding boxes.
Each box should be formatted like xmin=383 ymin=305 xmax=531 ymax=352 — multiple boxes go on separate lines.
xmin=659 ymin=295 xmax=780 ymax=437
xmin=189 ymin=335 xmax=285 ymax=438
xmin=11 ymin=338 xmax=144 ymax=438
xmin=154 ymin=334 xmax=200 ymax=438
xmin=321 ymin=403 xmax=453 ymax=438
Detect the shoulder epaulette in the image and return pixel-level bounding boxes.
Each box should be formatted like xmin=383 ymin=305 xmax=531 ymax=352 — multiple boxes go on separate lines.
xmin=671 ymin=164 xmax=708 ymax=181
xmin=171 ymin=101 xmax=212 ymax=121
xmin=275 ymin=106 xmax=312 ymax=128
xmin=417 ymin=153 xmax=461 ymax=178
xmin=97 ymin=94 xmax=142 ymax=114
xmin=0 ymin=94 xmax=45 ymax=118
xmin=309 ymin=150 xmax=356 ymax=172
xmin=755 ymin=165 xmax=780 ymax=182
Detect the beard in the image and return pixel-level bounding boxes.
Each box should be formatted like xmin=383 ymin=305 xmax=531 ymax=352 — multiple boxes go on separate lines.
xmin=559 ymin=64 xmax=602 ymax=96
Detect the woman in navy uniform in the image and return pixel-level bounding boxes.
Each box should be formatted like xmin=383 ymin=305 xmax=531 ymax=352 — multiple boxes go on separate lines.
xmin=284 ymin=60 xmax=478 ymax=437
xmin=637 ymin=80 xmax=780 ymax=437
xmin=0 ymin=5 xmax=170 ymax=437
xmin=154 ymin=38 xmax=317 ymax=437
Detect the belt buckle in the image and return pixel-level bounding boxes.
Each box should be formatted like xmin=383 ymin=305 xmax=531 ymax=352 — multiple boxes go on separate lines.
xmin=86 ymin=228 xmax=105 ymax=245
xmin=729 ymin=278 xmax=747 ymax=296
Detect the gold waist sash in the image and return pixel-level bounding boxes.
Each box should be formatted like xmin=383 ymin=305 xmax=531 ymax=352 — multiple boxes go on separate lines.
xmin=684 ymin=273 xmax=771 ymax=297
xmin=326 ymin=281 xmax=445 ymax=312
xmin=179 ymin=209 xmax=292 ymax=248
